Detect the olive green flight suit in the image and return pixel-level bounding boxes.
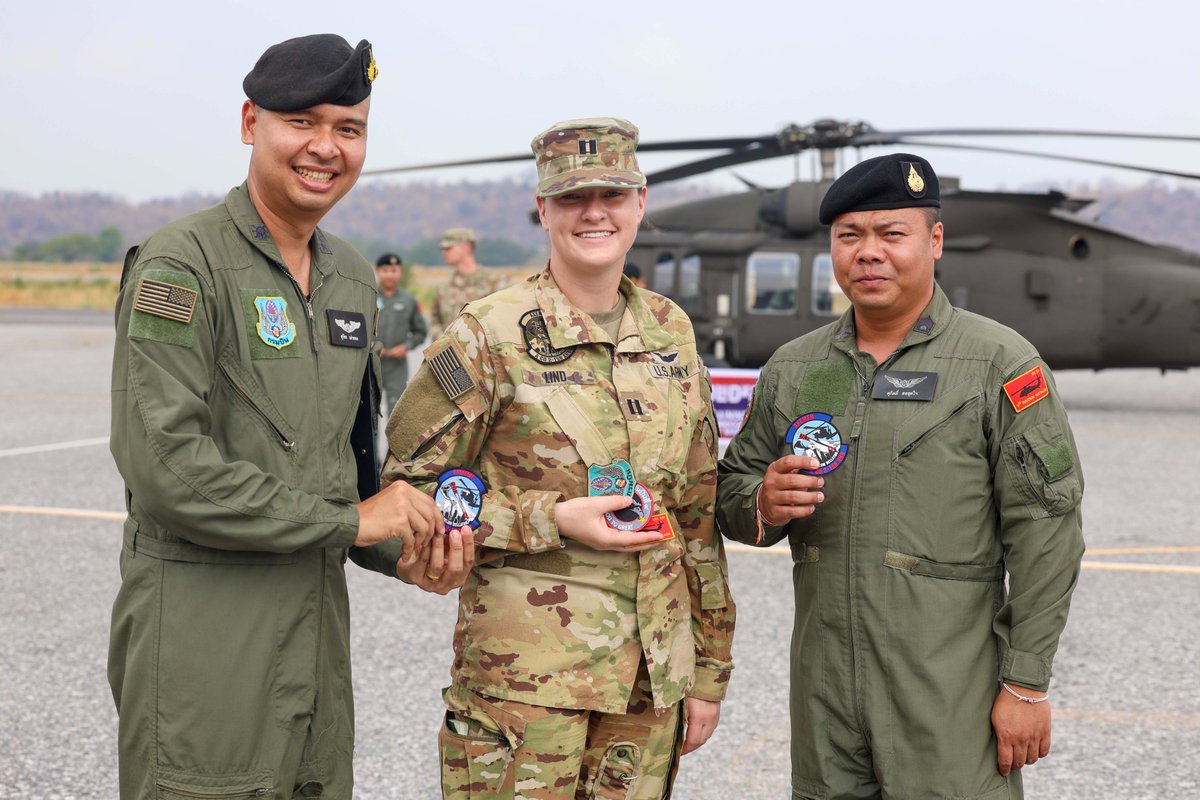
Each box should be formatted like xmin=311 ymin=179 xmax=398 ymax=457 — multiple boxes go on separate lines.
xmin=717 ymin=286 xmax=1084 ymax=800
xmin=376 ymin=286 xmax=427 ymax=412
xmin=108 ymin=185 xmax=382 ymax=799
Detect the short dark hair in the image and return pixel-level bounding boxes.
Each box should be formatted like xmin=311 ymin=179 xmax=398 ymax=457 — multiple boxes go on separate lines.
xmin=919 ymin=207 xmax=942 ymax=229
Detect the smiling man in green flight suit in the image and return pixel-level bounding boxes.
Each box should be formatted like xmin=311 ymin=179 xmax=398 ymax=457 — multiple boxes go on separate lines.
xmin=107 ymin=34 xmax=472 ymax=800
xmin=717 ymin=153 xmax=1085 ymax=800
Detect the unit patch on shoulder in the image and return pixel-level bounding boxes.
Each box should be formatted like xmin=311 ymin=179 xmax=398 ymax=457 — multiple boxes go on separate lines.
xmin=134 ymin=278 xmax=197 ymax=324
xmin=1003 ymin=364 xmax=1050 ymax=413
xmin=429 ymin=344 xmax=475 ymax=401
xmin=521 ymin=308 xmax=575 ymax=365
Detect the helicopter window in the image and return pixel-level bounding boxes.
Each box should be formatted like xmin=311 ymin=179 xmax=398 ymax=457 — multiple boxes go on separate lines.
xmin=678 ymin=254 xmax=702 ymax=313
xmin=653 ymin=253 xmax=675 ymax=293
xmin=811 ymin=253 xmax=846 ymax=316
xmin=747 ymin=251 xmax=800 ymax=314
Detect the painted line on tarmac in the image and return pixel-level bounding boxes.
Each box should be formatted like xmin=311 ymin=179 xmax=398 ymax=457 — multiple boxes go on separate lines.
xmin=0 ymin=505 xmax=125 ymax=521
xmin=1086 ymin=546 xmax=1200 ymax=555
xmin=0 ymin=436 xmax=109 ymax=458
xmin=726 ymin=544 xmax=1200 ymax=574
xmin=1057 ymin=707 xmax=1200 ymax=729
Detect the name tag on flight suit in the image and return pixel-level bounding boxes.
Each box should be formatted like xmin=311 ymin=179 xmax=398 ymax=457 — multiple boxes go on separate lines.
xmin=327 ymin=310 xmax=368 ymax=348
xmin=870 ymin=371 xmax=938 ymax=401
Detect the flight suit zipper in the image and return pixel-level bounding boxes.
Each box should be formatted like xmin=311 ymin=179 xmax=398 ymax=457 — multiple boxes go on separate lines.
xmin=155 ymin=786 xmax=269 ymax=798
xmin=217 ymin=362 xmax=295 ymax=451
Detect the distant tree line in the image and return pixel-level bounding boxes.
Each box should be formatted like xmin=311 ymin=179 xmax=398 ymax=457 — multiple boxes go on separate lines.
xmin=8 ymin=225 xmax=124 ymax=262
xmin=344 ymin=234 xmax=540 ymax=267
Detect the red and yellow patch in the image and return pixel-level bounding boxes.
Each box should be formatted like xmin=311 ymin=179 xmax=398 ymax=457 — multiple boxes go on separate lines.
xmin=1003 ymin=365 xmax=1050 ymax=413
xmin=625 ymin=513 xmax=676 ymax=548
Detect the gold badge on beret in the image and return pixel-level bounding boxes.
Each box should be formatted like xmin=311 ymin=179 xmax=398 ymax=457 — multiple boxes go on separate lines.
xmin=905 ymin=163 xmax=926 ymax=196
xmin=366 ymin=48 xmax=378 ymax=83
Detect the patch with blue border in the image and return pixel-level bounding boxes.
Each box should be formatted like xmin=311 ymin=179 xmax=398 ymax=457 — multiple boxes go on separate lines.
xmin=435 ymin=468 xmax=487 ymax=530
xmin=787 ymin=412 xmax=849 ymax=475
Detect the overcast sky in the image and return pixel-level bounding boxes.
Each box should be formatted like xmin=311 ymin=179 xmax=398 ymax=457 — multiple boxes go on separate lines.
xmin=5 ymin=0 xmax=1199 ymax=202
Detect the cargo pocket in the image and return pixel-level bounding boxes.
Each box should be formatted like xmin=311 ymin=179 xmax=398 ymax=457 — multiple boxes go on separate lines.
xmin=1006 ymin=418 xmax=1083 ymax=519
xmin=156 ymin=768 xmax=273 ymax=799
xmin=592 ymin=741 xmax=640 ymax=799
xmin=438 ymin=711 xmax=515 ymax=797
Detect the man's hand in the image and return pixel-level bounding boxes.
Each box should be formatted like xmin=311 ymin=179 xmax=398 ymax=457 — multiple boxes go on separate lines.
xmin=382 ymin=343 xmax=408 ymax=359
xmin=553 ymin=494 xmax=665 ymax=551
xmin=397 ymin=527 xmax=475 ymax=594
xmin=991 ymin=686 xmax=1051 ymax=776
xmin=355 ymin=480 xmax=443 ymax=554
xmin=758 ymin=455 xmax=826 ymax=525
xmin=681 ymin=698 xmax=721 ymax=755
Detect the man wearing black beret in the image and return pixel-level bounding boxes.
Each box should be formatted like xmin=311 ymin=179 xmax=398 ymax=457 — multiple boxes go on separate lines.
xmin=718 ymin=153 xmax=1084 ymax=798
xmin=108 ymin=34 xmax=474 ymax=799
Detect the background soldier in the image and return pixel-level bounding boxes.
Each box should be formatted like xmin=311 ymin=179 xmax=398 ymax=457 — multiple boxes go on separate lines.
xmin=107 ymin=34 xmax=469 ymax=800
xmin=428 ymin=226 xmax=507 ymax=339
xmin=716 ymin=153 xmax=1085 ymax=799
xmin=374 ymin=252 xmax=428 ymax=413
xmin=380 ymin=118 xmax=735 ymax=799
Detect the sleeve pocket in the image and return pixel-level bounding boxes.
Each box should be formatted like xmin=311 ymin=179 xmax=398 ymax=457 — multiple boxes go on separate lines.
xmin=694 ymin=561 xmax=729 ymax=610
xmin=1005 ymin=418 xmax=1083 ymax=518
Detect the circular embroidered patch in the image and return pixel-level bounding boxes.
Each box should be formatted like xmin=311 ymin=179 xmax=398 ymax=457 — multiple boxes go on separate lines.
xmin=520 ymin=308 xmax=575 ymax=365
xmin=786 ymin=413 xmax=849 ymax=476
xmin=605 ymin=481 xmax=654 ymax=532
xmin=435 ymin=468 xmax=487 ymax=530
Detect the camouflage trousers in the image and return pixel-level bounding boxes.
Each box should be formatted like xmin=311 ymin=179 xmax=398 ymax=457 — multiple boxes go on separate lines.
xmin=439 ymin=668 xmax=684 ymax=799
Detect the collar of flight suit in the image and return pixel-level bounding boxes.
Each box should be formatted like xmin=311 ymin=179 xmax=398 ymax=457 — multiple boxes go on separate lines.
xmin=224 ymin=183 xmax=338 ymax=285
xmin=534 ymin=265 xmax=676 ymax=354
xmin=831 ymin=281 xmax=955 ymax=358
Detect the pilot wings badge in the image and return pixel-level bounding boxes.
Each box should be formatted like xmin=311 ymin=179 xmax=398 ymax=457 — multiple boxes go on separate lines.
xmin=884 ymin=375 xmax=927 ymax=389
xmin=335 ymin=318 xmax=361 ymax=334
xmin=871 ymin=371 xmax=938 ymax=401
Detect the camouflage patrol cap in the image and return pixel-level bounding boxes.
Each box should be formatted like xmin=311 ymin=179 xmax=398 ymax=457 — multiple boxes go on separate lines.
xmin=243 ymin=34 xmax=376 ymax=112
xmin=439 ymin=228 xmax=476 ymax=247
xmin=530 ymin=117 xmax=645 ymax=198
xmin=818 ymin=153 xmax=940 ymax=225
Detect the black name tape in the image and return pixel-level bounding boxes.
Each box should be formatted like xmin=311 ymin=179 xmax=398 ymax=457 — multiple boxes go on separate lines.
xmin=871 ymin=371 xmax=938 ymax=401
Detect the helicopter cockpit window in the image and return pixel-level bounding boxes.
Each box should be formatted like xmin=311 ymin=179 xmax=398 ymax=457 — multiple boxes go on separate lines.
xmin=678 ymin=254 xmax=702 ymax=314
xmin=811 ymin=253 xmax=847 ymax=316
xmin=746 ymin=251 xmax=800 ymax=314
xmin=653 ymin=253 xmax=675 ymax=294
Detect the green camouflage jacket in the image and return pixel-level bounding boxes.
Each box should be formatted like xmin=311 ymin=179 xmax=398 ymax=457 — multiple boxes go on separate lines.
xmin=429 ymin=268 xmax=508 ymax=340
xmin=379 ymin=267 xmax=735 ymax=713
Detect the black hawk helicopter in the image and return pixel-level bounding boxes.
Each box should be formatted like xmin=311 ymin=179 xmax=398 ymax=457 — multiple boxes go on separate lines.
xmin=364 ymin=120 xmax=1200 ymax=370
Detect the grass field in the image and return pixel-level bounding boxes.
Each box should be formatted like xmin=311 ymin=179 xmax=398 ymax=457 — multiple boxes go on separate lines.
xmin=0 ymin=262 xmax=536 ymax=310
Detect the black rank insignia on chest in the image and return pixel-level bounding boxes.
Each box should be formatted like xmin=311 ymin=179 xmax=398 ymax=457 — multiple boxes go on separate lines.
xmin=521 ymin=308 xmax=575 ymax=365
xmin=871 ymin=371 xmax=938 ymax=401
xmin=327 ymin=309 xmax=368 ymax=348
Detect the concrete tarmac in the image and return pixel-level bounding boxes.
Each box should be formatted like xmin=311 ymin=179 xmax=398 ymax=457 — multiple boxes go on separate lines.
xmin=1 ymin=309 xmax=1198 ymax=799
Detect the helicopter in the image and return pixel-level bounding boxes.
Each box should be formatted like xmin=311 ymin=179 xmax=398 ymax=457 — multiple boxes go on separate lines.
xmin=363 ymin=119 xmax=1200 ymax=370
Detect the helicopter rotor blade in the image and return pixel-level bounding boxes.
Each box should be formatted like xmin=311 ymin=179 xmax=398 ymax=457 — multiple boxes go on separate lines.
xmin=645 ymin=144 xmax=789 ymax=185
xmin=361 ymin=152 xmax=531 ymax=177
xmin=894 ymin=139 xmax=1200 ymax=182
xmin=861 ymin=128 xmax=1200 ymax=145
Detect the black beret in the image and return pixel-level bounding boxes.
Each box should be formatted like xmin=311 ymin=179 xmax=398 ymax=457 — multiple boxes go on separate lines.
xmin=244 ymin=34 xmax=376 ymax=111
xmin=375 ymin=253 xmax=403 ymax=267
xmin=819 ymin=153 xmax=940 ymax=225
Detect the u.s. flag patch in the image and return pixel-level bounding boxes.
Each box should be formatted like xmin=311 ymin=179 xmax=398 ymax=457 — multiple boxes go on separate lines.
xmin=134 ymin=278 xmax=197 ymax=324
xmin=1003 ymin=365 xmax=1050 ymax=412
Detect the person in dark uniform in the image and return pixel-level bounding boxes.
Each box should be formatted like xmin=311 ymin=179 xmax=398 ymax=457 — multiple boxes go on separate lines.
xmin=374 ymin=252 xmax=428 ymax=413
xmin=717 ymin=153 xmax=1085 ymax=800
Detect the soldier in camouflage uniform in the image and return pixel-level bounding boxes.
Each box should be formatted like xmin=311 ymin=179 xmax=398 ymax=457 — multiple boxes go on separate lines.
xmin=429 ymin=227 xmax=509 ymax=339
xmin=381 ymin=118 xmax=736 ymax=799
